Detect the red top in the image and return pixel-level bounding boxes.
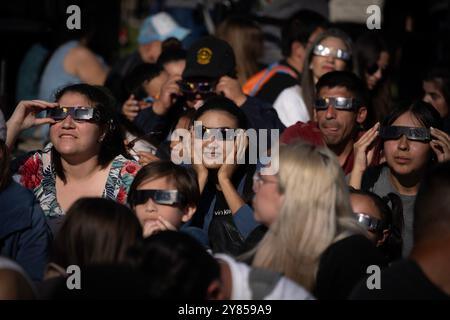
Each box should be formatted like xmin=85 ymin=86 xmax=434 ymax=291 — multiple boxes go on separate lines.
xmin=281 ymin=121 xmax=381 ymax=175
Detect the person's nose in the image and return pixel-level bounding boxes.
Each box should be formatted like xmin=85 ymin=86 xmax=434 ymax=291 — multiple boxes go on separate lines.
xmin=61 ymin=115 xmax=76 ymax=129
xmin=373 ymin=68 xmax=382 ymax=81
xmin=397 ymin=135 xmax=410 ymax=151
xmin=144 ymin=197 xmax=158 ymax=212
xmin=325 ymin=105 xmax=337 ymax=120
xmin=326 ymin=55 xmax=336 ymax=64
xmin=423 ymin=94 xmax=432 ymax=105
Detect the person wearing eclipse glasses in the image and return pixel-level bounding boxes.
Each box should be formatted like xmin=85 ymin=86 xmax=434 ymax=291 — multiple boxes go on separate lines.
xmin=176 ymin=95 xmax=262 ymax=256
xmin=133 ymin=36 xmax=284 ymax=143
xmin=349 ymin=100 xmax=450 ymax=257
xmin=5 ymin=84 xmax=140 ymax=236
xmin=349 ymin=188 xmax=404 ymax=263
xmin=127 ymin=160 xmax=202 ymax=241
xmin=272 ymin=28 xmax=353 ymax=128
xmin=282 ymin=71 xmax=381 ymax=175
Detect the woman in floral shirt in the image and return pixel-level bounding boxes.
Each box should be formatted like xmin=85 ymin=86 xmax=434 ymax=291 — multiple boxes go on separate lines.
xmin=6 ymin=84 xmax=140 ymax=234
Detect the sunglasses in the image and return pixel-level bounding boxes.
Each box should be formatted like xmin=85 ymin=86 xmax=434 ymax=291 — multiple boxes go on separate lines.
xmin=315 ymin=97 xmax=361 ymax=111
xmin=47 ymin=106 xmax=101 ymax=122
xmin=313 ymin=44 xmax=351 ymax=61
xmin=367 ymin=63 xmax=386 ymax=76
xmin=194 ymin=126 xmax=236 ymax=141
xmin=129 ymin=189 xmax=186 ymax=206
xmin=378 ymin=126 xmax=431 ymax=142
xmin=354 ymin=213 xmax=382 ymax=233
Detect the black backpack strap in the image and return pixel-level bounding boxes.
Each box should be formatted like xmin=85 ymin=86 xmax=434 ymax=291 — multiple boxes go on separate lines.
xmin=248 ymin=267 xmax=282 ymax=300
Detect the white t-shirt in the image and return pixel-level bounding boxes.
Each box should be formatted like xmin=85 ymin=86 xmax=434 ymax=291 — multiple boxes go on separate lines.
xmin=215 ymin=253 xmax=314 ymax=300
xmin=273 ymin=85 xmax=310 ymax=127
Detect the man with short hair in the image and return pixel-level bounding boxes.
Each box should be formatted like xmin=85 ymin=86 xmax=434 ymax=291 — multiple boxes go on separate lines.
xmin=350 ymin=161 xmax=450 ymax=299
xmin=281 ymin=70 xmax=379 ymax=174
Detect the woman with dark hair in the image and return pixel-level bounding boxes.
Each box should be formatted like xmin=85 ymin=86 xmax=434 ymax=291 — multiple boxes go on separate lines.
xmin=349 ymin=100 xmax=450 ymax=256
xmin=354 ymin=32 xmax=392 ymax=125
xmin=185 ymin=95 xmax=261 ymax=255
xmin=423 ymin=66 xmax=450 ymax=133
xmin=157 ymin=37 xmax=187 ymax=77
xmin=0 ymin=139 xmax=50 ymax=282
xmin=349 ymin=188 xmax=403 ymax=262
xmin=46 ymin=197 xmax=142 ymax=278
xmin=6 ymin=84 xmax=140 ymax=235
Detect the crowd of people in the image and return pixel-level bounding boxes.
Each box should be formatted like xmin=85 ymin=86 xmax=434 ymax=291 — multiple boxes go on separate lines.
xmin=1 ymin=7 xmax=450 ymax=300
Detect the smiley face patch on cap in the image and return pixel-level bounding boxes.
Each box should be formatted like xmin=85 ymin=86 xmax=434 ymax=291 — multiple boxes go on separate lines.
xmin=197 ymin=48 xmax=212 ymax=65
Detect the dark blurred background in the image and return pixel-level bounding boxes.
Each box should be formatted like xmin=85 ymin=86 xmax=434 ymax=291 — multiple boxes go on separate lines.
xmin=1 ymin=0 xmax=449 ymax=119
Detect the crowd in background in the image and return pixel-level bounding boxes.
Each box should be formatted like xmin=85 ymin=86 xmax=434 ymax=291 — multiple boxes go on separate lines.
xmin=0 ymin=1 xmax=450 ymax=300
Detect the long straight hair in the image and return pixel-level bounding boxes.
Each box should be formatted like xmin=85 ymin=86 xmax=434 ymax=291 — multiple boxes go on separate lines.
xmin=301 ymin=29 xmax=353 ymax=119
xmin=216 ymin=16 xmax=264 ymax=86
xmin=251 ymin=142 xmax=364 ymax=291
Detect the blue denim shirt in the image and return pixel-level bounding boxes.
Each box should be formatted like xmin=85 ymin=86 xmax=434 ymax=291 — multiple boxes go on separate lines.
xmin=0 ymin=181 xmax=51 ymax=282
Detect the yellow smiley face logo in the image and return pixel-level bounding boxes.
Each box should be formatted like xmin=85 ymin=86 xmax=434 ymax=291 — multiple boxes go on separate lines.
xmin=197 ymin=48 xmax=212 ymax=65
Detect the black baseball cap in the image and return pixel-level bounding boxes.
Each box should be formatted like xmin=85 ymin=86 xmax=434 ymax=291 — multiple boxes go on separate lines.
xmin=182 ymin=36 xmax=236 ymax=80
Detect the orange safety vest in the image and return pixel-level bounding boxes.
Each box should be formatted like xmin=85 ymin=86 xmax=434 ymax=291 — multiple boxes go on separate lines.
xmin=243 ymin=62 xmax=299 ymax=97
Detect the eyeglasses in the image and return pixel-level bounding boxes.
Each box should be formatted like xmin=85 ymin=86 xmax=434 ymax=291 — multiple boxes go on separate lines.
xmin=47 ymin=106 xmax=101 ymax=122
xmin=313 ymin=44 xmax=351 ymax=61
xmin=252 ymin=171 xmax=277 ymax=190
xmin=129 ymin=189 xmax=186 ymax=207
xmin=378 ymin=126 xmax=431 ymax=142
xmin=315 ymin=97 xmax=361 ymax=111
xmin=194 ymin=126 xmax=236 ymax=141
xmin=354 ymin=213 xmax=382 ymax=233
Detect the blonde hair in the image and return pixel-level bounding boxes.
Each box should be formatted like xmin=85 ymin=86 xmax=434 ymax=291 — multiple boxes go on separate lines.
xmin=252 ymin=142 xmax=363 ymax=291
xmin=216 ymin=16 xmax=263 ymax=86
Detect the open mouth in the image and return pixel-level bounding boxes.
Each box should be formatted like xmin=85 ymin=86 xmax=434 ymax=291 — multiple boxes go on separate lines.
xmin=59 ymin=134 xmax=77 ymax=139
xmin=322 ymin=65 xmax=335 ymax=72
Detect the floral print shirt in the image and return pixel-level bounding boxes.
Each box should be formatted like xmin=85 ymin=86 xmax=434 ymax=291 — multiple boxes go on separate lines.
xmin=14 ymin=144 xmax=140 ymax=217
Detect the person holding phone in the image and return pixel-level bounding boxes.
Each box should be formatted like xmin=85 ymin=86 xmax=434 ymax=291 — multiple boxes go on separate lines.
xmin=133 ymin=36 xmax=284 ymax=141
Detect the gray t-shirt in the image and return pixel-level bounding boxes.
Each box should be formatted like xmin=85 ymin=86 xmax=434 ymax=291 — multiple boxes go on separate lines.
xmin=362 ymin=165 xmax=416 ymax=257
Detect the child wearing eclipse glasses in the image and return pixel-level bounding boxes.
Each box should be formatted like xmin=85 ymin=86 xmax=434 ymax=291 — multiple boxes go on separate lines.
xmin=127 ymin=160 xmax=202 ymax=240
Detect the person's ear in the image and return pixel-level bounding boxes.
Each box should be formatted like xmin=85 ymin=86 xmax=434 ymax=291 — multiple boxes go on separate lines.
xmin=98 ymin=132 xmax=106 ymax=143
xmin=206 ymin=279 xmax=225 ymax=300
xmin=291 ymin=41 xmax=306 ymax=59
xmin=181 ymin=204 xmax=197 ymax=223
xmin=376 ymin=229 xmax=390 ymax=247
xmin=356 ymin=106 xmax=368 ymax=125
xmin=313 ymin=108 xmax=318 ymax=122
